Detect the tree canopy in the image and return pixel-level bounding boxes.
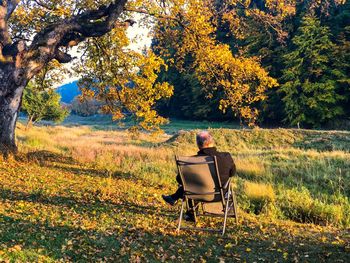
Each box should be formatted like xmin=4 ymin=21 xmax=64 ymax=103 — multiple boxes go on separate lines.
xmin=153 ymin=0 xmax=350 ymax=128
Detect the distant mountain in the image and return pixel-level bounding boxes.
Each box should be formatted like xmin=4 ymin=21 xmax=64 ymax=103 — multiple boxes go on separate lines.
xmin=56 ymin=81 xmax=80 ymax=103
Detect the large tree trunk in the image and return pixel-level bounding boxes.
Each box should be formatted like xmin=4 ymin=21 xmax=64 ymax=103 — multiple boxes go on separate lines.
xmin=0 ymin=96 xmax=19 ymax=155
xmin=0 ymin=66 xmax=25 ymax=156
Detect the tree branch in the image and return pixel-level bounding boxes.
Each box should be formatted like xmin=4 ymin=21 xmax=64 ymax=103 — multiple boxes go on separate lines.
xmin=5 ymin=0 xmax=20 ymax=20
xmin=0 ymin=0 xmax=19 ymax=51
xmin=24 ymin=0 xmax=128 ymax=79
xmin=125 ymin=7 xmax=184 ymax=25
xmin=54 ymin=49 xmax=73 ymax=64
xmin=33 ymin=0 xmax=57 ymax=12
xmin=2 ymin=40 xmax=25 ymax=56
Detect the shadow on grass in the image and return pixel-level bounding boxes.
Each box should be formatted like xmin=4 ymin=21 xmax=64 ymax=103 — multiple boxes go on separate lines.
xmin=0 ymin=214 xmax=123 ymax=261
xmin=17 ymin=150 xmax=76 ymax=165
xmin=48 ymin=163 xmax=108 ymax=177
xmin=0 ymin=171 xmax=348 ymax=261
xmin=0 ymin=212 xmax=348 ymax=262
xmin=43 ymin=162 xmax=138 ymax=182
xmin=16 ymin=150 xmax=139 ymax=181
xmin=0 ymin=188 xmax=176 ymax=220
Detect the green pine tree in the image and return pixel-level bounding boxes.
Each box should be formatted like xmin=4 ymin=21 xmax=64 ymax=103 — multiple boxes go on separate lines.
xmin=280 ymin=15 xmax=345 ymax=127
xmin=331 ymin=2 xmax=350 ymax=122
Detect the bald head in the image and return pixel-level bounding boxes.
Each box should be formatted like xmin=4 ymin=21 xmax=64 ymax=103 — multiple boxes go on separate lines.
xmin=196 ymin=131 xmax=215 ymax=149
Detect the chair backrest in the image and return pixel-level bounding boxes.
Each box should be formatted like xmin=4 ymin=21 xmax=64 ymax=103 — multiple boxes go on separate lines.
xmin=176 ymin=155 xmax=223 ymax=202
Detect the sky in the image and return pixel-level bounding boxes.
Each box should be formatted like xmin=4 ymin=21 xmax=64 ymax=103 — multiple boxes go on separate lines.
xmin=127 ymin=18 xmax=153 ymax=52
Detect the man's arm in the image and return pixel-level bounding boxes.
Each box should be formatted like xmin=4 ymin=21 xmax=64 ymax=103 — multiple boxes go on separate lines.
xmin=227 ymin=153 xmax=236 ymax=177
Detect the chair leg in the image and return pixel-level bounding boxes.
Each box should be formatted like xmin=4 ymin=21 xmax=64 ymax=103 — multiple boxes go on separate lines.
xmin=177 ymin=199 xmax=185 ymax=233
xmin=222 ymin=189 xmax=231 ymax=236
xmin=192 ymin=199 xmax=197 ymax=224
xmin=231 ymin=188 xmax=238 ymax=224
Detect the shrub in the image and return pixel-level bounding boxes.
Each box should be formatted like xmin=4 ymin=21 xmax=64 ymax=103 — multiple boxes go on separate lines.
xmin=277 ymin=187 xmax=345 ymax=226
xmin=277 ymin=187 xmax=315 ymax=223
xmin=312 ymin=201 xmax=343 ymax=226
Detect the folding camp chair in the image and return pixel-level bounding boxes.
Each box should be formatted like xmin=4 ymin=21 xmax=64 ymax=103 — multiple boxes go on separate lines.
xmin=175 ymin=155 xmax=238 ymax=236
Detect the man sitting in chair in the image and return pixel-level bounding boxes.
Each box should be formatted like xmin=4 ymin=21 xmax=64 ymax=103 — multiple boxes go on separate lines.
xmin=162 ymin=131 xmax=236 ymax=221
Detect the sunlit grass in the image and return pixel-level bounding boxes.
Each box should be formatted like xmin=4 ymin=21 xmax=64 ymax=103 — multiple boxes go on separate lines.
xmin=0 ymin=123 xmax=349 ymax=261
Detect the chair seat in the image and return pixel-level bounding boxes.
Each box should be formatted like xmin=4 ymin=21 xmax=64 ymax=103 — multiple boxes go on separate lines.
xmin=202 ymin=201 xmax=235 ymax=215
xmin=186 ymin=192 xmax=222 ymax=202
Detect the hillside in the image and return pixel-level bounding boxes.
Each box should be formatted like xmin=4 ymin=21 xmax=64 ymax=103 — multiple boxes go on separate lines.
xmin=56 ymin=81 xmax=80 ymax=104
xmin=0 ymin=125 xmax=349 ymax=262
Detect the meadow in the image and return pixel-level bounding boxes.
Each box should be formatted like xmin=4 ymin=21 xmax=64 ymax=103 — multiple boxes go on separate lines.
xmin=0 ymin=121 xmax=349 ymax=262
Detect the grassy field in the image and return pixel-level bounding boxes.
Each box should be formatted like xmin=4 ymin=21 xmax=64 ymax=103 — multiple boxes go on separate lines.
xmin=22 ymin=114 xmax=239 ymax=134
xmin=0 ymin=122 xmax=350 ymax=262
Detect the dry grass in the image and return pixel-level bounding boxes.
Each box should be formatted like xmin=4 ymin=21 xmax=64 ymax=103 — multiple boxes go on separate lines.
xmin=244 ymin=181 xmax=275 ymax=203
xmin=235 ymin=158 xmax=267 ymax=179
xmin=14 ymin=124 xmax=350 ymax=227
xmin=0 ymin=124 xmax=349 ymax=261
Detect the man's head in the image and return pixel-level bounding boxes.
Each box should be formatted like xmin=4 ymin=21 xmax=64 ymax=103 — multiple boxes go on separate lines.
xmin=196 ymin=131 xmax=215 ymax=149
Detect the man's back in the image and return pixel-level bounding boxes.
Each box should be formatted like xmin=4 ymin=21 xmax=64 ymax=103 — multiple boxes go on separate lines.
xmin=197 ymin=147 xmax=236 ymax=186
xmin=162 ymin=131 xmax=236 ymax=212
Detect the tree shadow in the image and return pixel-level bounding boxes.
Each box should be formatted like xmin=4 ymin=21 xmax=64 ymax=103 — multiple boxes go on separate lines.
xmin=0 ymin=188 xmax=176 ymax=220
xmin=0 ymin=214 xmax=123 ymax=261
xmin=42 ymin=162 xmax=140 ymax=182
xmin=48 ymin=163 xmax=108 ymax=177
xmin=15 ymin=150 xmax=140 ymax=181
xmin=0 ymin=212 xmax=348 ymax=262
xmin=17 ymin=150 xmax=76 ymax=165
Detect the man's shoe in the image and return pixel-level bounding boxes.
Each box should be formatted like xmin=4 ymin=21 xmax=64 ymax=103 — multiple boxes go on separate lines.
xmin=162 ymin=195 xmax=177 ymax=206
xmin=184 ymin=211 xmax=195 ymax=222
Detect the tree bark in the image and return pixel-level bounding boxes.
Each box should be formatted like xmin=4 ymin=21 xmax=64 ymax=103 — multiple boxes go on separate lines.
xmin=0 ymin=77 xmax=24 ymax=156
xmin=0 ymin=99 xmax=18 ymax=155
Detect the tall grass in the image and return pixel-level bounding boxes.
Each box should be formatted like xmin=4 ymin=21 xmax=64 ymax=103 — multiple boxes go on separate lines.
xmin=15 ymin=124 xmax=350 ymax=227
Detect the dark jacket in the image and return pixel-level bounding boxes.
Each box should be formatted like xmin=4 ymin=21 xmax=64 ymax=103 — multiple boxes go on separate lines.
xmin=176 ymin=147 xmax=236 ymax=187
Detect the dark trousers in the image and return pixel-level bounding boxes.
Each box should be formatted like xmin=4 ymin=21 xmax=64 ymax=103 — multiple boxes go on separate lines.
xmin=170 ymin=174 xmax=197 ymax=214
xmin=170 ymin=174 xmax=184 ymax=200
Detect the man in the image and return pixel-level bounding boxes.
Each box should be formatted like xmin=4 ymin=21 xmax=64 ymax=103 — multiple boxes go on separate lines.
xmin=162 ymin=131 xmax=236 ymax=220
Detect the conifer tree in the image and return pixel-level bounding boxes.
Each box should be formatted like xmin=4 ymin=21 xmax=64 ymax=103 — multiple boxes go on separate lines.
xmin=280 ymin=15 xmax=345 ymax=127
xmin=331 ymin=2 xmax=350 ymax=120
